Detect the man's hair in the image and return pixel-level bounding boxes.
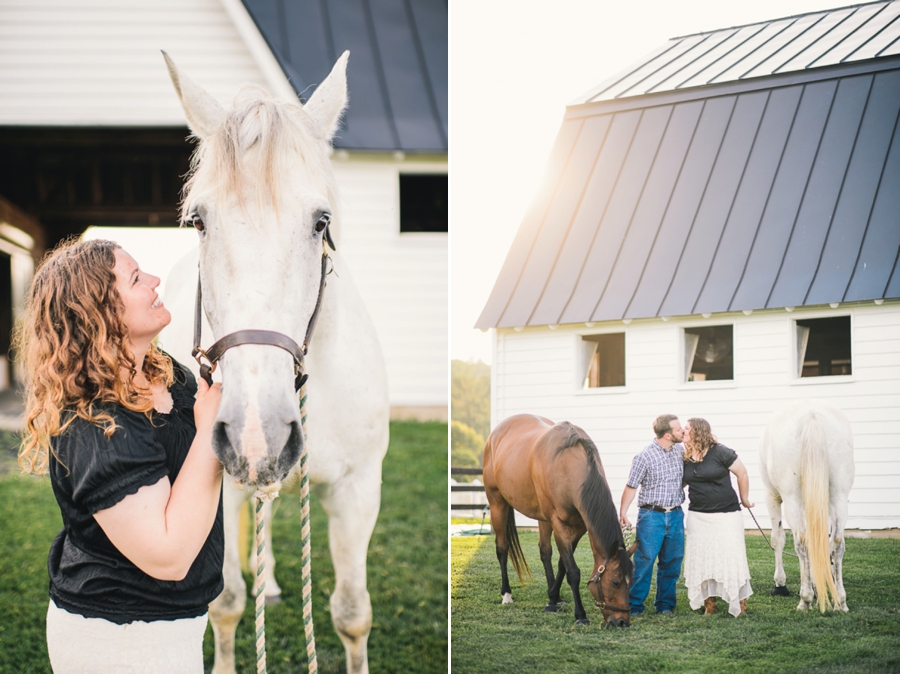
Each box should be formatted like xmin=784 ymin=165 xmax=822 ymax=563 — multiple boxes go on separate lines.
xmin=653 ymin=414 xmax=679 ymax=439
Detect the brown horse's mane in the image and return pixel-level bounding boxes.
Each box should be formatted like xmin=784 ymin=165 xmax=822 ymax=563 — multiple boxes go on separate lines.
xmin=555 ymin=424 xmax=631 ymax=574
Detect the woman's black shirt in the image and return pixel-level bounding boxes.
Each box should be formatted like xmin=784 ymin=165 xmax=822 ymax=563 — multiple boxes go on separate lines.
xmin=47 ymin=359 xmax=224 ymax=624
xmin=682 ymin=443 xmax=741 ymax=513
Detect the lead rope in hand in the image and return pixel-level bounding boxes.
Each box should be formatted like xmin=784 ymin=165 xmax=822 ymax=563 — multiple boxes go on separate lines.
xmin=252 ymin=381 xmax=316 ymax=674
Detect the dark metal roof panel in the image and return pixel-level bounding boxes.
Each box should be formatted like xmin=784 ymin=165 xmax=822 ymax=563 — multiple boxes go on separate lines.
xmin=476 ymin=4 xmax=900 ymax=330
xmin=844 ymin=112 xmax=900 ymax=299
xmin=241 ymin=0 xmax=447 ymax=152
xmin=573 ymin=1 xmax=900 ymax=106
xmin=730 ymin=80 xmax=839 ymax=311
xmin=807 ymin=69 xmax=900 ymax=303
xmin=565 ymin=107 xmax=673 ymax=322
xmin=590 ymin=102 xmax=705 ymax=322
xmin=767 ymin=75 xmax=873 ymax=309
xmin=661 ymin=93 xmax=768 ymax=318
xmin=693 ymin=87 xmax=800 ymax=315
xmin=533 ymin=112 xmax=642 ymax=326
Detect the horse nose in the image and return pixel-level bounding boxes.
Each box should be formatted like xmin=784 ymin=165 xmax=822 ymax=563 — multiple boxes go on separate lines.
xmin=606 ymin=616 xmax=630 ymax=628
xmin=212 ymin=407 xmax=303 ymax=487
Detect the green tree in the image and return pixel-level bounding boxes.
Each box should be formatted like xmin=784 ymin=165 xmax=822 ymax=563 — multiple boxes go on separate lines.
xmin=451 ymin=420 xmax=483 ymax=469
xmin=451 ymin=359 xmax=490 ymax=439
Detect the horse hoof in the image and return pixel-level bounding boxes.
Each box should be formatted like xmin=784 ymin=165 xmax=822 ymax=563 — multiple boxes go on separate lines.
xmin=265 ymin=593 xmax=283 ymax=606
xmin=575 ymin=618 xmax=590 ymax=626
xmin=771 ymin=585 xmax=790 ymax=596
xmin=544 ymin=603 xmax=561 ymax=613
xmin=501 ymin=593 xmax=514 ymax=605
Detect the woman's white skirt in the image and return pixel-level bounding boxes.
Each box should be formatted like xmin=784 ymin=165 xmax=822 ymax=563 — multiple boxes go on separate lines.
xmin=684 ymin=509 xmax=753 ymax=617
xmin=46 ymin=601 xmax=207 ymax=673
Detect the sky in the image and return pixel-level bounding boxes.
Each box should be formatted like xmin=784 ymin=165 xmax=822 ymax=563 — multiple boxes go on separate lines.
xmin=449 ymin=0 xmax=855 ymax=364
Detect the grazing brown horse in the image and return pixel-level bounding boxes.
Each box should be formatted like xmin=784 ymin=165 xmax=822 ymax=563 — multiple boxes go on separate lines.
xmin=483 ymin=414 xmax=634 ymax=627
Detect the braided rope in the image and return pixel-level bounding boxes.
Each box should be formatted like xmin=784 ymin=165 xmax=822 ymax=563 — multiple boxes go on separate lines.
xmin=251 ymin=383 xmax=316 ymax=674
xmin=298 ymin=386 xmax=317 ymax=674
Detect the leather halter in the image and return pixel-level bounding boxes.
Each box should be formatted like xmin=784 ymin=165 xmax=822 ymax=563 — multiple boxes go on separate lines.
xmin=588 ymin=549 xmax=631 ymax=615
xmin=191 ymin=230 xmax=334 ymax=391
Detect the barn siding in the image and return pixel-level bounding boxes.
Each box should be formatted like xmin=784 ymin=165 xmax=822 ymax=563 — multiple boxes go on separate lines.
xmin=333 ymin=156 xmax=447 ymax=409
xmin=0 ymin=0 xmax=281 ymax=126
xmin=491 ymin=303 xmax=900 ymax=530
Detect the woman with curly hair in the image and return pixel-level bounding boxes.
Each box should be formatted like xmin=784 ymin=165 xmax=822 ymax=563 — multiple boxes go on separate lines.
xmin=16 ymin=238 xmax=223 ymax=673
xmin=681 ymin=417 xmax=754 ymax=617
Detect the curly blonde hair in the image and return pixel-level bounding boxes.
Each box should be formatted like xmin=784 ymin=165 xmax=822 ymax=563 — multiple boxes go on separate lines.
xmin=14 ymin=238 xmax=174 ymax=474
xmin=684 ymin=417 xmax=718 ymax=463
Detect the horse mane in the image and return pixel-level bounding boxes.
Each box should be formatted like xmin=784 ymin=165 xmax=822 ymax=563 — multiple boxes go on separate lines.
xmin=554 ymin=424 xmax=630 ymax=573
xmin=181 ymin=85 xmax=339 ymax=227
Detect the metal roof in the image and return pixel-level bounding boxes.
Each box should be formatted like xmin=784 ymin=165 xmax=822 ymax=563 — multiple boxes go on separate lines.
xmin=477 ymin=3 xmax=900 ymax=330
xmin=241 ymin=0 xmax=447 ymax=152
xmin=573 ymin=0 xmax=900 ymax=105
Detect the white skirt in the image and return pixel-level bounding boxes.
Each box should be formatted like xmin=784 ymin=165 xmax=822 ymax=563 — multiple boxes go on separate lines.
xmin=684 ymin=509 xmax=753 ymax=617
xmin=46 ymin=601 xmax=207 ymax=673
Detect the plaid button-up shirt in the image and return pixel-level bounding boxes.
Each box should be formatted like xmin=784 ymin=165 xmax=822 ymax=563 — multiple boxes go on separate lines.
xmin=626 ymin=439 xmax=685 ymax=508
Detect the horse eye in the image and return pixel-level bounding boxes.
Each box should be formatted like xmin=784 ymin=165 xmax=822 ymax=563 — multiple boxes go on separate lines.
xmin=188 ymin=213 xmax=205 ymax=232
xmin=612 ymin=580 xmax=621 ymax=588
xmin=315 ymin=213 xmax=330 ymax=234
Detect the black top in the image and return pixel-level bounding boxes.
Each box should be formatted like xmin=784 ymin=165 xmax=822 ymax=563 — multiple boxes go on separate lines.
xmin=47 ymin=358 xmax=224 ymax=624
xmin=682 ymin=443 xmax=741 ymax=514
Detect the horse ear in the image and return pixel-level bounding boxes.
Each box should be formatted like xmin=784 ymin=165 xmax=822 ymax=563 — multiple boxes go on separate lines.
xmin=303 ymin=50 xmax=349 ymax=142
xmin=626 ymin=540 xmax=638 ymax=557
xmin=161 ymin=51 xmax=226 ymax=139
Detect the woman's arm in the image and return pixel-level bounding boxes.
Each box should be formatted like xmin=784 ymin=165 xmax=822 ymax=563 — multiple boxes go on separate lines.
xmin=94 ymin=379 xmax=223 ymax=581
xmin=728 ymin=457 xmax=755 ymax=509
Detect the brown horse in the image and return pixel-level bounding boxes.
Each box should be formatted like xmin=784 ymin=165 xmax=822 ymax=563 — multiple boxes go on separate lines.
xmin=483 ymin=414 xmax=634 ymax=627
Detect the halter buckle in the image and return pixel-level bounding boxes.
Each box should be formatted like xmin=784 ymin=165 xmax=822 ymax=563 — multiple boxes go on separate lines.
xmin=192 ymin=347 xmax=218 ymax=374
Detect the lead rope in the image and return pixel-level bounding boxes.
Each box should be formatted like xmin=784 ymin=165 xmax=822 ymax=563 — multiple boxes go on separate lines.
xmin=251 ymin=382 xmax=317 ymax=674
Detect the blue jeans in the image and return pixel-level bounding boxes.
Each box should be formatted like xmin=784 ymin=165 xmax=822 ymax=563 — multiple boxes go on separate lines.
xmin=630 ymin=507 xmax=684 ymax=613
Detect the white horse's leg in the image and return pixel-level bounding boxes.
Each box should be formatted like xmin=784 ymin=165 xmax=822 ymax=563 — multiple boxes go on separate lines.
xmin=785 ymin=498 xmax=815 ymax=611
xmin=210 ymin=482 xmax=250 ymax=674
xmin=765 ymin=491 xmax=788 ymax=593
xmin=832 ymin=500 xmax=849 ymax=612
xmin=319 ymin=464 xmax=383 ymax=674
xmin=248 ymin=499 xmax=283 ymax=603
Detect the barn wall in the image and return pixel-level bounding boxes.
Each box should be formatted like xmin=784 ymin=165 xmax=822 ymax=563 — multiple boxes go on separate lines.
xmin=0 ymin=0 xmax=282 ymax=126
xmin=491 ymin=302 xmax=900 ymax=530
xmin=333 ymin=155 xmax=448 ymax=411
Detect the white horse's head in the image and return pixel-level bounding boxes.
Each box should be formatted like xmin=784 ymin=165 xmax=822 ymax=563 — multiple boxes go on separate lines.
xmin=163 ymin=52 xmax=348 ymax=487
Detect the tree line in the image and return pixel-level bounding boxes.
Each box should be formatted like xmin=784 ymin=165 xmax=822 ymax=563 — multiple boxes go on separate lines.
xmin=451 ymin=359 xmax=490 ymax=478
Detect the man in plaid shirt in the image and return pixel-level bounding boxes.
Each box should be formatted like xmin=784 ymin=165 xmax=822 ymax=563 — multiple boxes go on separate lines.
xmin=619 ymin=414 xmax=685 ymax=615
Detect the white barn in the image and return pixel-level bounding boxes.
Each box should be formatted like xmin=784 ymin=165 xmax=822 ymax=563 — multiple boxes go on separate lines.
xmin=477 ymin=2 xmax=900 ymax=531
xmin=0 ymin=0 xmax=447 ymax=419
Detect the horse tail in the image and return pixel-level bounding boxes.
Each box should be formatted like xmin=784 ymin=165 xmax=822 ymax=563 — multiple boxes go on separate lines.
xmin=799 ymin=410 xmax=838 ymax=612
xmin=506 ymin=508 xmax=531 ymax=583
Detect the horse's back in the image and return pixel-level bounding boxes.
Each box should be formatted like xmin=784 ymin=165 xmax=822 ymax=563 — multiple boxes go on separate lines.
xmin=483 ymin=415 xmax=590 ymax=520
xmin=760 ymin=399 xmax=854 ymax=495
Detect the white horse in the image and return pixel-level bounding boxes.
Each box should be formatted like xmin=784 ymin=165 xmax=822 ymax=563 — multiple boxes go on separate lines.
xmin=158 ymin=53 xmax=390 ymax=674
xmin=758 ymin=399 xmax=854 ymax=612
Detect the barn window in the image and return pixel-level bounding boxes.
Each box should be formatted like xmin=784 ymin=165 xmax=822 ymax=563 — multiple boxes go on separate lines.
xmin=581 ymin=333 xmax=625 ymax=388
xmin=399 ymin=174 xmax=447 ymax=233
xmin=795 ymin=316 xmax=851 ymax=377
xmin=684 ymin=325 xmax=733 ymax=382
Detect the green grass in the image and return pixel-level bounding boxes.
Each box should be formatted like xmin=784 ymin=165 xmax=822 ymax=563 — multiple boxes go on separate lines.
xmin=452 ymin=529 xmax=900 ymax=674
xmin=0 ymin=422 xmax=447 ymax=674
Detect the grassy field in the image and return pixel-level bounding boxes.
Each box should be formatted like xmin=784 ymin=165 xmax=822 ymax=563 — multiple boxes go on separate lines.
xmin=0 ymin=421 xmax=447 ymax=674
xmin=452 ymin=529 xmax=900 ymax=674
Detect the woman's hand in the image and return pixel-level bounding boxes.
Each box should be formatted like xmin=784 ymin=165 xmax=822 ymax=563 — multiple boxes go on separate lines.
xmin=741 ymin=497 xmax=755 ymax=509
xmin=194 ymin=378 xmax=222 ymax=436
